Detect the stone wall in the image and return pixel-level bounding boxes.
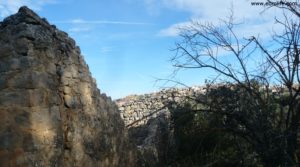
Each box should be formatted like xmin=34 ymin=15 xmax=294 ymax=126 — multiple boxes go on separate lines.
xmin=115 ymin=83 xmax=294 ymax=166
xmin=115 ymin=86 xmax=206 ymax=127
xmin=116 ymin=83 xmax=292 ymax=128
xmin=0 ymin=7 xmax=136 ymax=167
xmin=115 ymin=86 xmax=206 ymax=166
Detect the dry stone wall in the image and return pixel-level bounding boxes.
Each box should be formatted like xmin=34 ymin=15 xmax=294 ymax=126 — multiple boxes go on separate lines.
xmin=115 ymin=86 xmax=206 ymax=166
xmin=115 ymin=86 xmax=206 ymax=127
xmin=0 ymin=6 xmax=136 ymax=167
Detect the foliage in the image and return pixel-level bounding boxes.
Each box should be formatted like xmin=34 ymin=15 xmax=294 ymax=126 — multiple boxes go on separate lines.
xmin=169 ymin=1 xmax=300 ymax=166
xmin=169 ymin=99 xmax=259 ymax=167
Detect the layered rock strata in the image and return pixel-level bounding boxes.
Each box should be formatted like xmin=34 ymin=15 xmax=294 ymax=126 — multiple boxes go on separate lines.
xmin=0 ymin=6 xmax=135 ymax=167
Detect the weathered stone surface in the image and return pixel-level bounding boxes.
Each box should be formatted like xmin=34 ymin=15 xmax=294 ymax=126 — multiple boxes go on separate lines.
xmin=128 ymin=114 xmax=172 ymax=167
xmin=0 ymin=6 xmax=136 ymax=167
xmin=115 ymin=86 xmax=206 ymax=127
xmin=115 ymin=86 xmax=206 ymax=166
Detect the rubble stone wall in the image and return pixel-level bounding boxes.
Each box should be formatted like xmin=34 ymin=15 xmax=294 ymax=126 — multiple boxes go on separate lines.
xmin=115 ymin=86 xmax=206 ymax=166
xmin=0 ymin=6 xmax=136 ymax=167
xmin=115 ymin=86 xmax=206 ymax=127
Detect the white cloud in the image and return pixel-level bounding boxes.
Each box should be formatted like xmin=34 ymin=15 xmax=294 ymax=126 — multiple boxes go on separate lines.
xmin=162 ymin=0 xmax=205 ymax=16
xmin=100 ymin=46 xmax=113 ymax=55
xmin=0 ymin=0 xmax=56 ymax=18
xmin=61 ymin=18 xmax=151 ymax=35
xmin=56 ymin=19 xmax=151 ymax=25
xmin=149 ymin=0 xmax=267 ymax=19
xmin=158 ymin=21 xmax=192 ymax=37
xmin=69 ymin=26 xmax=91 ymax=33
xmin=158 ymin=0 xmax=297 ymax=38
xmin=143 ymin=0 xmax=165 ymax=15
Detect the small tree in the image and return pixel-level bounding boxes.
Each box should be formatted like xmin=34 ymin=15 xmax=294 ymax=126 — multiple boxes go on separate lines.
xmin=171 ymin=1 xmax=300 ymax=166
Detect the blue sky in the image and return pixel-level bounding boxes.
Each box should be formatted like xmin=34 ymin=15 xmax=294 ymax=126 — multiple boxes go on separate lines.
xmin=0 ymin=0 xmax=289 ymax=99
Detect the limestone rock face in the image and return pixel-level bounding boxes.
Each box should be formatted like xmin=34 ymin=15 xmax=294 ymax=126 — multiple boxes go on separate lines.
xmin=0 ymin=6 xmax=135 ymax=167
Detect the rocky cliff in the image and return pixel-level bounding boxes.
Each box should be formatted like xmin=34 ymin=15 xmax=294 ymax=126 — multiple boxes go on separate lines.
xmin=0 ymin=6 xmax=136 ymax=167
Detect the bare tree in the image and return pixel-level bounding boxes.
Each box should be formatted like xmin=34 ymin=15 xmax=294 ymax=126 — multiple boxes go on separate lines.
xmin=171 ymin=1 xmax=300 ymax=166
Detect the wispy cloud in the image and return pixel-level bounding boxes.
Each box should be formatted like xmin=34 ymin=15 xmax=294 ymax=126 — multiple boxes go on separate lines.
xmin=0 ymin=0 xmax=56 ymax=18
xmin=69 ymin=26 xmax=91 ymax=33
xmin=55 ymin=19 xmax=151 ymax=25
xmin=158 ymin=21 xmax=192 ymax=37
xmin=143 ymin=0 xmax=203 ymax=16
xmin=100 ymin=46 xmax=113 ymax=55
xmin=143 ymin=0 xmax=165 ymax=16
xmin=60 ymin=18 xmax=151 ymax=35
xmin=157 ymin=0 xmax=297 ymax=38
